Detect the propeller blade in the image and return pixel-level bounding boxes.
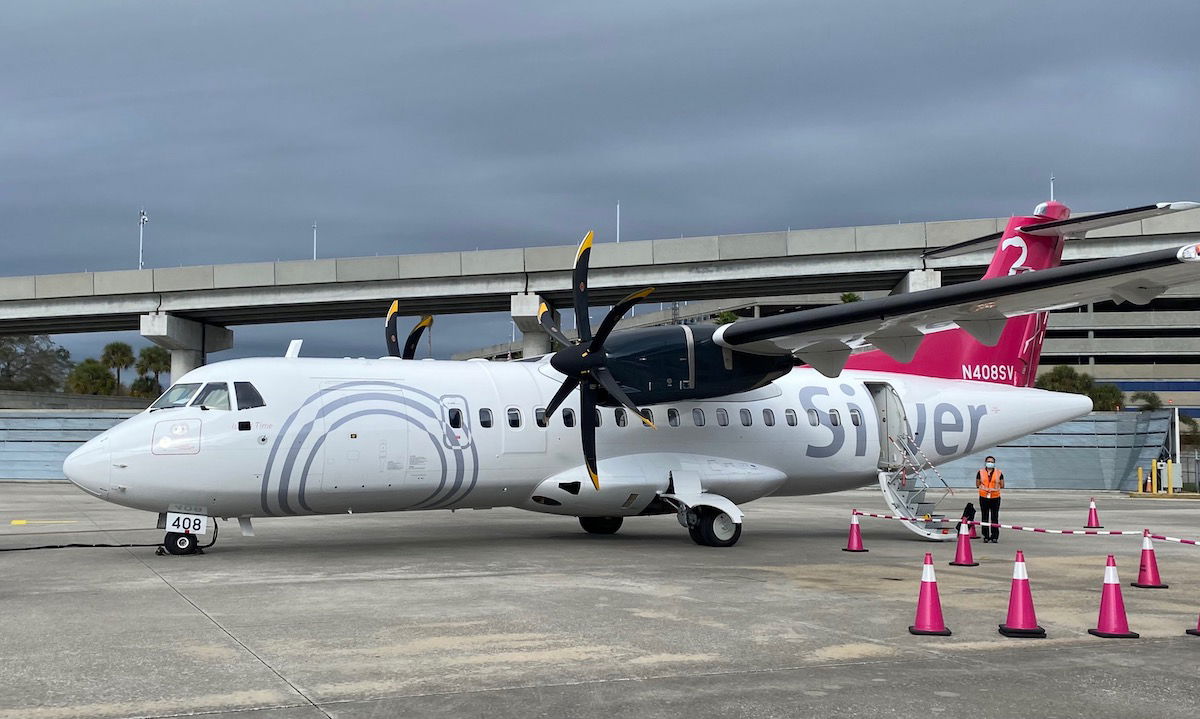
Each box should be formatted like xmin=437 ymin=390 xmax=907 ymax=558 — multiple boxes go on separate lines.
xmin=589 ymin=287 xmax=655 ymax=352
xmin=572 ymin=231 xmax=594 ymax=343
xmin=402 ymin=315 xmax=434 ymax=360
xmin=543 ymin=376 xmax=580 ymax=419
xmin=592 ymin=367 xmax=656 ymax=428
xmin=580 ymin=380 xmax=599 ymax=490
xmin=385 ymin=301 xmax=401 ymax=357
xmin=537 ymin=302 xmax=571 ymax=347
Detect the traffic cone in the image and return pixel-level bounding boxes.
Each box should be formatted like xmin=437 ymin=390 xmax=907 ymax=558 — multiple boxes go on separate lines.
xmin=1088 ymin=555 xmax=1139 ymax=639
xmin=842 ymin=512 xmax=867 ymax=552
xmin=909 ymin=553 xmax=951 ymax=636
xmin=1085 ymin=497 xmax=1103 ymax=528
xmin=1131 ymin=531 xmax=1168 ymax=589
xmin=969 ymin=521 xmax=979 ymax=540
xmin=998 ymin=550 xmax=1045 ymax=638
xmin=1186 ymin=613 xmax=1200 ymax=637
xmin=948 ymin=518 xmax=978 ymax=567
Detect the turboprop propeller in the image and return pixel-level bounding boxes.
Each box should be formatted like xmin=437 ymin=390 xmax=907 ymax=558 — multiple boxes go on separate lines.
xmin=537 ymin=231 xmax=657 ymax=490
xmin=385 ymin=301 xmax=434 ymax=360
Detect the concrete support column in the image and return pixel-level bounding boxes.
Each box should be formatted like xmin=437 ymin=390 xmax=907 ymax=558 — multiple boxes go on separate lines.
xmin=140 ymin=313 xmax=234 ymax=381
xmin=891 ymin=269 xmax=942 ymax=295
xmin=510 ymin=293 xmax=557 ymax=358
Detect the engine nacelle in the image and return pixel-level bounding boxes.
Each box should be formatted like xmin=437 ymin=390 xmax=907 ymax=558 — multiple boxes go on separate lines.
xmin=599 ymin=325 xmax=792 ymax=405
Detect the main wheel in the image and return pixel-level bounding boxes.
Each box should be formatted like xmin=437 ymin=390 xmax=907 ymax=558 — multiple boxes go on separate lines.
xmin=692 ymin=508 xmax=742 ymax=548
xmin=579 ymin=516 xmax=623 ymax=535
xmin=164 ymin=532 xmax=198 ymax=555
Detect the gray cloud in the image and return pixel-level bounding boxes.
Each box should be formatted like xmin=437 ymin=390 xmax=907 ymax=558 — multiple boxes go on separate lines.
xmin=2 ymin=1 xmax=1197 ymax=368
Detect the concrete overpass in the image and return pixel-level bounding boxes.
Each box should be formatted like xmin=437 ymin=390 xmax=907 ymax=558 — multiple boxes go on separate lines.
xmin=2 ymin=210 xmax=1199 ymax=375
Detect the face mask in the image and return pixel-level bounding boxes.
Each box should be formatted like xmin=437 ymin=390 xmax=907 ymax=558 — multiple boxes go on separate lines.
xmin=985 ymin=462 xmax=996 ymax=469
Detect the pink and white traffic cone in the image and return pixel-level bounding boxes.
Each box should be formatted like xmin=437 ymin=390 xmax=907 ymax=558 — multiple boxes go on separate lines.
xmin=909 ymin=552 xmax=951 ymax=636
xmin=948 ymin=518 xmax=978 ymax=567
xmin=1131 ymin=530 xmax=1168 ymax=589
xmin=968 ymin=520 xmax=979 ymax=540
xmin=1088 ymin=555 xmax=1139 ymax=639
xmin=842 ymin=512 xmax=867 ymax=552
xmin=1085 ymin=497 xmax=1103 ymax=529
xmin=1187 ymin=612 xmax=1200 ymax=637
xmin=998 ymin=550 xmax=1045 ymax=638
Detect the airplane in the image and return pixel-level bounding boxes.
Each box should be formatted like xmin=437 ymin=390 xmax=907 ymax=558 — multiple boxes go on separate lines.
xmin=62 ymin=198 xmax=1200 ymax=555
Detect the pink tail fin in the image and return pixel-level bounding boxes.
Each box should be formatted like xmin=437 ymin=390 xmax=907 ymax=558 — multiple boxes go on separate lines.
xmin=844 ymin=201 xmax=1071 ymax=387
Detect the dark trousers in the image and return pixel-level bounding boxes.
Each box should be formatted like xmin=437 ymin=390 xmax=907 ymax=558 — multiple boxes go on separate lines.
xmin=980 ymin=496 xmax=1001 ymax=540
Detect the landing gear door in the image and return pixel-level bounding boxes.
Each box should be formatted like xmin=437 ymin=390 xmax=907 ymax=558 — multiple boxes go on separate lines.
xmin=867 ymin=382 xmax=911 ymax=470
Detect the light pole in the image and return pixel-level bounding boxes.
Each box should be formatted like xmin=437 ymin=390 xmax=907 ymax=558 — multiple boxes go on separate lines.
xmin=312 ymin=221 xmax=318 ymax=260
xmin=138 ymin=209 xmax=148 ymax=270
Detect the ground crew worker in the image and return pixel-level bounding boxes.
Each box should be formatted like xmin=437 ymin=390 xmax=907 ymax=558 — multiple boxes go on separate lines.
xmin=975 ymin=456 xmax=1004 ymax=543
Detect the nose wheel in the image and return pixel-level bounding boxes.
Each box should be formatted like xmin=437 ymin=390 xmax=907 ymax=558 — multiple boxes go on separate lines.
xmin=156 ymin=522 xmax=218 ymax=556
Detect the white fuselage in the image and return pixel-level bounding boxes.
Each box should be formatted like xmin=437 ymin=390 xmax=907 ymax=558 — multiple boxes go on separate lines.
xmin=63 ymin=356 xmax=1091 ymax=520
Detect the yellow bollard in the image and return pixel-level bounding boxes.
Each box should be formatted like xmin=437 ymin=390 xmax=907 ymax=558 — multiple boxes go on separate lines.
xmin=1138 ymin=466 xmax=1145 ymax=493
xmin=1168 ymin=460 xmax=1174 ymax=495
xmin=1151 ymin=461 xmax=1159 ymax=493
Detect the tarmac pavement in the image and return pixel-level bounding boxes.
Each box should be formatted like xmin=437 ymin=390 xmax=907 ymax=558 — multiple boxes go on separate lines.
xmin=2 ymin=483 xmax=1199 ymax=719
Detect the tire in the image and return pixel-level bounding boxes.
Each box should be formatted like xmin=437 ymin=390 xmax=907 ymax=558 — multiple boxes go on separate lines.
xmin=579 ymin=516 xmax=623 ymax=535
xmin=696 ymin=508 xmax=741 ymax=548
xmin=164 ymin=532 xmax=198 ymax=555
xmin=688 ymin=524 xmax=707 ymax=545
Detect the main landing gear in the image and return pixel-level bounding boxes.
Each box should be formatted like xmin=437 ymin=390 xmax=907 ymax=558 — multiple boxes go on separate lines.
xmin=685 ymin=506 xmax=742 ymax=548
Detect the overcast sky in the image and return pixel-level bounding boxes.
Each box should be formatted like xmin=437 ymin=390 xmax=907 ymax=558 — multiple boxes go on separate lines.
xmin=3 ymin=1 xmax=1198 ymax=371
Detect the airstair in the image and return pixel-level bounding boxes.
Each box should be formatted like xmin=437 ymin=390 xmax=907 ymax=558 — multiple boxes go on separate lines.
xmin=866 ymin=381 xmax=953 ymax=541
xmin=878 ymin=435 xmax=954 ymax=540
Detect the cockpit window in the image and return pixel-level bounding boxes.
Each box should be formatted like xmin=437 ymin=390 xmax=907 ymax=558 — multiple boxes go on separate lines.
xmin=150 ymin=383 xmax=202 ymax=410
xmin=234 ymin=382 xmax=266 ymax=410
xmin=191 ymin=382 xmax=231 ymax=411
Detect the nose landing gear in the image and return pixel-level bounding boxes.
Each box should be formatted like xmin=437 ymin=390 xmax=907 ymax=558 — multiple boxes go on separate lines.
xmin=155 ymin=522 xmax=218 ymax=556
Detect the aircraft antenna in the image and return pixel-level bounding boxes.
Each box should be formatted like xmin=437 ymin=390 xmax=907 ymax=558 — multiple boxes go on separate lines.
xmin=312 ymin=221 xmax=318 ymax=260
xmin=616 ymin=202 xmax=620 ymax=243
xmin=1049 ymin=174 xmax=1055 ymax=202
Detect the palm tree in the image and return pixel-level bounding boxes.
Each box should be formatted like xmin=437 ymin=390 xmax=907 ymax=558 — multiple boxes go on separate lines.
xmin=1130 ymin=391 xmax=1163 ymax=411
xmin=136 ymin=346 xmax=171 ymax=384
xmin=100 ymin=342 xmax=135 ymax=392
xmin=66 ymin=358 xmax=118 ymax=395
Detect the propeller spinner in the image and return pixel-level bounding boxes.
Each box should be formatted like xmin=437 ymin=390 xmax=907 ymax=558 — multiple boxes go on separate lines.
xmin=539 ymin=231 xmax=657 ymax=490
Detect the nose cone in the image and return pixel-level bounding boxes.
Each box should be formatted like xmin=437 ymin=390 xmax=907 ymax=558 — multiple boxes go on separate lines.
xmin=63 ymin=436 xmax=110 ymax=498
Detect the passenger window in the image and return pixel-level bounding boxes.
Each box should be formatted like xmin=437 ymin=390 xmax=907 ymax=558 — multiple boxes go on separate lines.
xmin=448 ymin=408 xmax=463 ymax=429
xmin=829 ymin=409 xmax=841 ymax=427
xmin=563 ymin=409 xmax=576 ymax=428
xmin=535 ymin=407 xmax=548 ymax=428
xmin=716 ymin=408 xmax=729 ymax=427
xmin=641 ymin=409 xmax=653 ymax=426
xmin=191 ymin=382 xmax=230 ymax=411
xmin=740 ymin=408 xmax=752 ymax=427
xmin=785 ymin=409 xmax=798 ymax=427
xmin=763 ymin=409 xmax=775 ymax=427
xmin=850 ymin=409 xmax=862 ymax=427
xmin=479 ymin=408 xmax=493 ymax=428
xmin=151 ymin=383 xmax=201 ymax=410
xmin=807 ymin=409 xmax=819 ymax=426
xmin=234 ymin=382 xmax=265 ymax=410
xmin=692 ymin=408 xmax=705 ymax=427
xmin=615 ymin=408 xmax=628 ymax=427
xmin=507 ymin=408 xmax=521 ymax=428
xmin=667 ymin=408 xmax=680 ymax=427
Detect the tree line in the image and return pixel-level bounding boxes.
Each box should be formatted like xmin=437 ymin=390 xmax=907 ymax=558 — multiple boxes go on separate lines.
xmin=0 ymin=335 xmax=170 ymax=398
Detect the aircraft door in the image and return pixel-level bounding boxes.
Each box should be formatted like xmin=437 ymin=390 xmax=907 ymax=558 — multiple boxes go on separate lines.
xmin=866 ymin=382 xmax=911 ymax=470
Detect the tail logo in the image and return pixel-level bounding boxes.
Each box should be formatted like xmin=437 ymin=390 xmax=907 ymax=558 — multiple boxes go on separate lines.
xmin=1000 ymin=236 xmax=1030 ymax=275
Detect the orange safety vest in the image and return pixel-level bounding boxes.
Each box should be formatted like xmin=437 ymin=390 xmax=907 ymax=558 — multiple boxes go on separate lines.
xmin=977 ymin=468 xmax=1003 ymax=499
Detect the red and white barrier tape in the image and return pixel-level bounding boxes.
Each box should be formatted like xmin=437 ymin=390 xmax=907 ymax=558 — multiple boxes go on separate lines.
xmin=850 ymin=510 xmax=1198 ymax=545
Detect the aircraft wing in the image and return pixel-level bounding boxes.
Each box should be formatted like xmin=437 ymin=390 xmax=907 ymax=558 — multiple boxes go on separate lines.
xmin=712 ymin=241 xmax=1200 ymax=376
